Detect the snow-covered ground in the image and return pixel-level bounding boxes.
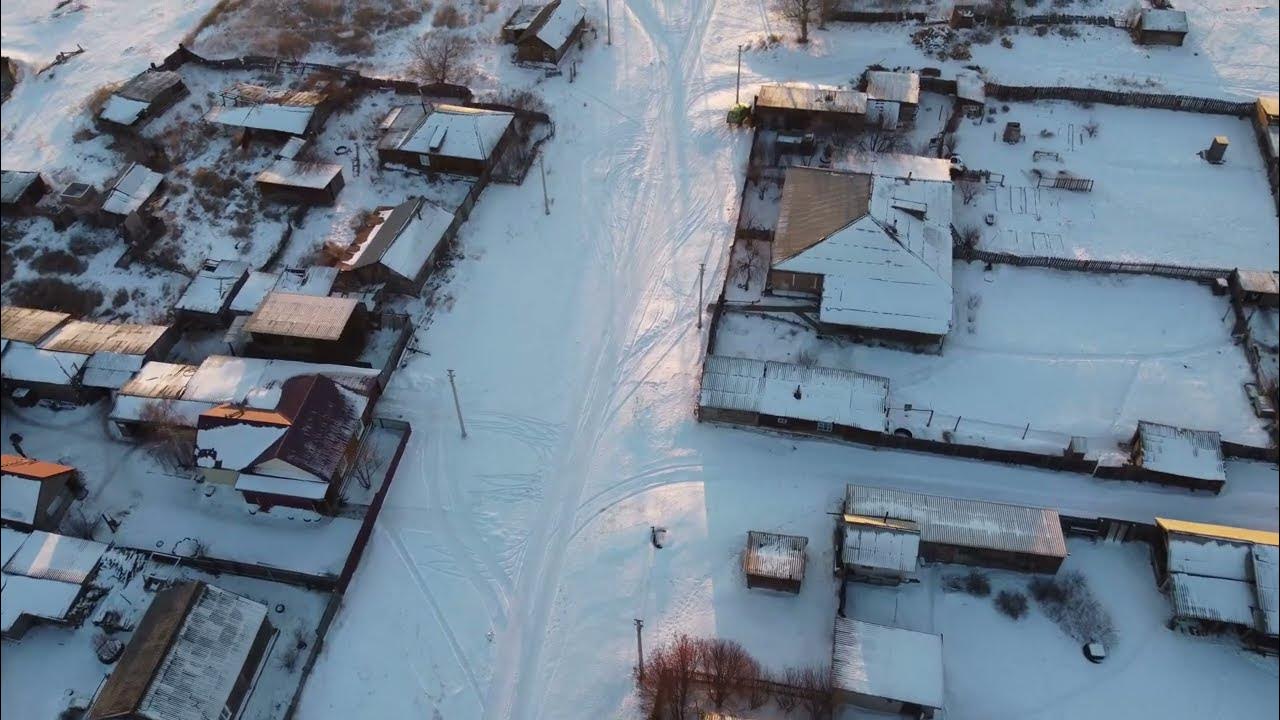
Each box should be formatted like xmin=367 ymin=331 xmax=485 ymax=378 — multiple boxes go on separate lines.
xmin=953 ymin=101 xmax=1278 ymax=269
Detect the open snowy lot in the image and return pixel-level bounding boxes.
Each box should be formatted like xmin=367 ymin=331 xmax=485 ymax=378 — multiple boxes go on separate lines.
xmin=953 ymin=100 xmax=1278 ymax=269
xmin=716 ymin=262 xmax=1269 ymax=448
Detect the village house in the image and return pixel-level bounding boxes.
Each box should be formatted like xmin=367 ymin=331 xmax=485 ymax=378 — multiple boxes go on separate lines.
xmin=508 ymin=1 xmax=589 ymax=65
xmin=255 ymin=159 xmax=345 ymax=205
xmin=954 ymin=71 xmax=986 ymax=116
xmin=1231 ymin=269 xmax=1280 ymax=308
xmin=840 ymin=515 xmax=921 ymax=585
xmin=333 ymin=197 xmax=460 ymax=295
xmin=0 ymin=455 xmax=78 ymax=531
xmin=1136 ymin=9 xmax=1189 ymax=46
xmin=244 ymin=292 xmax=367 ymax=362
xmin=228 ymin=266 xmax=339 ymax=316
xmin=752 ymin=83 xmax=867 ymax=132
xmin=203 ymin=81 xmax=335 ymax=139
xmin=832 ymin=616 xmax=944 ymax=718
xmin=1 ymin=169 xmax=48 ymax=212
xmin=86 ymin=581 xmax=274 ymax=720
xmin=863 ymin=70 xmax=921 ymax=128
xmin=100 ymin=162 xmax=165 ymax=243
xmin=742 ymin=530 xmax=808 ymax=593
xmin=97 ymin=69 xmax=187 ymax=129
xmin=1154 ymin=518 xmax=1278 ymax=652
xmin=699 ymin=355 xmax=890 ymax=437
xmin=843 ymin=484 xmax=1068 ymax=574
xmin=377 ymin=103 xmax=518 ymax=179
xmin=1129 ymin=421 xmax=1227 ymax=492
xmin=2 ymin=529 xmax=108 ymax=640
xmin=194 ymin=374 xmax=370 ymax=512
xmin=173 ymin=258 xmax=252 ymax=328
xmin=767 ymin=163 xmax=954 ymax=348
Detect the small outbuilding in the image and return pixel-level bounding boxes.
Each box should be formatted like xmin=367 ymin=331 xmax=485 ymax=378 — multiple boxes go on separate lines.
xmin=377 ymin=104 xmax=518 ymax=178
xmin=0 ymin=170 xmax=48 ymax=211
xmin=174 ymin=258 xmax=253 ymax=327
xmin=1129 ymin=421 xmax=1226 ymax=492
xmin=832 ymin=617 xmax=944 ymax=718
xmin=203 ymin=82 xmax=333 ymax=138
xmin=335 ymin=197 xmax=459 ymax=295
xmin=98 ymin=69 xmax=188 ymax=129
xmin=100 ymin=162 xmax=164 ymax=237
xmin=1230 ymin=269 xmax=1280 ymax=308
xmin=229 ymin=266 xmax=338 ymax=316
xmin=1136 ymin=9 xmax=1189 ymax=46
xmin=752 ymin=83 xmax=867 ymax=132
xmin=864 ymin=70 xmax=921 ymax=128
xmin=512 ymin=1 xmax=588 ymax=65
xmin=840 ymin=515 xmax=921 ymax=585
xmin=86 ymin=581 xmax=273 ymax=720
xmin=244 ymin=292 xmax=367 ymax=362
xmin=2 ymin=530 xmax=108 ymax=639
xmin=742 ymin=530 xmax=808 ymax=593
xmin=0 ymin=455 xmax=78 ymax=531
xmin=256 ymin=159 xmax=345 ymax=205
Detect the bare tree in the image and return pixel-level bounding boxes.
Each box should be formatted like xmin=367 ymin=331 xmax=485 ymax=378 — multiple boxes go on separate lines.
xmin=857 ymin=130 xmax=910 ymax=153
xmin=777 ymin=666 xmax=803 ymax=712
xmin=958 ymin=179 xmax=984 ymax=205
xmin=774 ymin=0 xmax=817 ymax=43
xmin=796 ymin=663 xmax=834 ymax=720
xmin=737 ymin=241 xmax=767 ymax=291
xmin=744 ymin=657 xmax=771 ymax=709
xmin=138 ymin=400 xmax=195 ymax=469
xmin=700 ymin=638 xmax=754 ymax=709
xmin=635 ymin=634 xmax=700 ymax=720
xmin=409 ymin=34 xmax=475 ymax=85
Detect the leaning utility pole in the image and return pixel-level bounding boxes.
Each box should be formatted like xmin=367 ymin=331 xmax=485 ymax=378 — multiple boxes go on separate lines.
xmin=735 ymin=44 xmax=743 ymax=105
xmin=606 ymin=0 xmax=613 ymax=45
xmin=540 ymin=156 xmax=550 ymax=215
xmin=634 ymin=618 xmax=645 ymax=678
xmin=697 ymin=263 xmax=706 ymax=329
xmin=446 ymin=369 xmax=467 ymax=439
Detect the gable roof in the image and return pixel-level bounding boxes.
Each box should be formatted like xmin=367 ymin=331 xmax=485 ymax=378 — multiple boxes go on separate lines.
xmin=1 ymin=306 xmax=71 ymax=344
xmin=832 ymin=617 xmax=944 ymax=709
xmin=773 ymin=167 xmax=873 ymax=263
xmin=246 ymin=374 xmax=365 ymax=481
xmin=865 ymin=70 xmax=921 ymax=105
xmin=1 ymin=171 xmax=45 ymax=205
xmin=1 ymin=455 xmax=74 ymax=480
xmin=101 ymin=163 xmax=163 ymax=216
xmin=520 ymin=0 xmax=587 ymax=50
xmin=175 ymin=259 xmax=252 ymax=316
xmin=1140 ymin=8 xmax=1188 ymax=32
xmin=38 ymin=319 xmax=170 ymax=356
xmin=117 ymin=70 xmax=184 ymax=103
xmin=256 ymin=159 xmax=342 ymax=190
xmin=245 ymin=292 xmax=358 ymax=341
xmin=339 ymin=197 xmax=456 ymax=281
xmin=396 ymin=104 xmax=515 ymax=162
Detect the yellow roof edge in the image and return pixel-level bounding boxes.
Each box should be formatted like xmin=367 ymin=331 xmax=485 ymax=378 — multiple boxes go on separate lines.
xmin=1156 ymin=517 xmax=1279 ymax=546
xmin=842 ymin=513 xmax=921 ymax=532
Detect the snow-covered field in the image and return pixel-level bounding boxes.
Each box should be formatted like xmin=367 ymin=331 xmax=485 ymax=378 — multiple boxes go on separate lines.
xmin=953 ymin=101 xmax=1278 ymax=268
xmin=3 ymin=1 xmax=1278 ymax=719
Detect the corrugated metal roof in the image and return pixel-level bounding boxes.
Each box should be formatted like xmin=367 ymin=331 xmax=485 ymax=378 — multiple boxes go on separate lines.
xmin=844 ymin=484 xmax=1067 ymax=559
xmin=39 ymin=319 xmax=169 ymax=356
xmin=118 ymin=362 xmax=198 ymax=399
xmin=1169 ymin=572 xmax=1256 ymax=627
xmin=245 ymin=292 xmax=357 ymax=341
xmin=0 ymin=170 xmax=43 ymax=205
xmin=0 ymin=454 xmax=74 ymax=479
xmin=398 ymin=104 xmax=514 ymax=162
xmin=774 ymin=166 xmax=872 ymax=264
xmin=82 ymin=351 xmax=147 ymax=390
xmin=1141 ymin=8 xmax=1188 ymax=32
xmin=1136 ymin=421 xmax=1225 ymax=482
xmin=1167 ymin=535 xmax=1252 ymax=581
xmin=831 ymin=617 xmax=943 ymax=709
xmin=3 ymin=531 xmax=107 ymax=584
xmin=1 ymin=306 xmax=71 ymax=344
xmin=842 ymin=520 xmax=920 ymax=574
xmin=1252 ymin=544 xmax=1278 ymax=636
xmin=1156 ymin=518 xmax=1280 ymax=547
xmin=699 ymin=355 xmax=765 ymax=412
xmin=865 ymin=70 xmax=921 ymax=105
xmin=256 ymin=159 xmax=342 ymax=190
xmin=175 ymin=259 xmax=252 ymax=315
xmin=757 ymin=83 xmax=867 ymax=114
xmin=742 ymin=531 xmax=807 ymax=582
xmin=700 ymin=355 xmax=890 ymax=431
xmin=101 ymin=163 xmax=163 ymax=216
xmin=204 ymin=103 xmax=314 ymax=135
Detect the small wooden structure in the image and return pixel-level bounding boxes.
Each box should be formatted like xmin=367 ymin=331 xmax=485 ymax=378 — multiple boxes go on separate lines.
xmin=1231 ymin=269 xmax=1279 ymax=308
xmin=1204 ymin=135 xmax=1229 ymax=164
xmin=174 ymin=258 xmax=252 ymax=328
xmin=864 ymin=70 xmax=920 ymax=128
xmin=752 ymin=83 xmax=867 ymax=132
xmin=512 ymin=1 xmax=588 ymax=65
xmin=256 ymin=159 xmax=344 ymax=205
xmin=0 ymin=170 xmax=48 ymax=212
xmin=1136 ymin=9 xmax=1189 ymax=46
xmin=0 ymin=455 xmax=78 ymax=531
xmin=244 ymin=292 xmax=367 ymax=362
xmin=1129 ymin=421 xmax=1226 ymax=492
xmin=335 ymin=197 xmax=460 ymax=295
xmin=97 ymin=69 xmax=188 ymax=129
xmin=742 ymin=530 xmax=808 ymax=593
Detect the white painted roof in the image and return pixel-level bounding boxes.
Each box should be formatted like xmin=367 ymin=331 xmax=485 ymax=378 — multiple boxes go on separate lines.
xmin=400 ymin=104 xmax=514 ymax=161
xmin=831 ymin=617 xmax=944 ymax=709
xmin=700 ymin=355 xmax=890 ymax=431
xmin=204 ymin=103 xmax=314 ymax=135
xmin=843 ymin=522 xmax=920 ymax=574
xmin=137 ymin=584 xmax=269 ymax=720
xmin=175 ymin=259 xmax=251 ymax=315
xmin=756 ymin=83 xmax=867 ymax=115
xmin=1137 ymin=421 xmax=1226 ymax=482
xmin=845 ymin=484 xmax=1068 ymax=559
xmin=3 ymin=530 xmax=107 ymax=584
xmin=531 ymin=1 xmax=586 ymax=50
xmin=0 ymin=572 xmax=82 ymax=632
xmin=0 ymin=341 xmax=86 ymax=385
xmin=101 ymin=163 xmax=163 ymax=216
xmin=865 ymin=70 xmax=921 ymax=105
xmin=0 ymin=475 xmax=39 ymax=526
xmin=234 ymin=472 xmax=330 ymax=500
xmin=99 ymin=95 xmax=150 ymax=126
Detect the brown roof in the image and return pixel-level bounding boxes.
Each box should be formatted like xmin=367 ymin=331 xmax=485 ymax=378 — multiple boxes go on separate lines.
xmin=39 ymin=320 xmax=170 ymax=356
xmin=742 ymin=530 xmax=808 ymax=582
xmin=88 ymin=581 xmax=203 ymax=720
xmin=200 ymin=405 xmax=292 ymax=426
xmin=1 ymin=306 xmax=72 ymax=344
xmin=1235 ymin=269 xmax=1279 ymax=296
xmin=247 ymin=374 xmax=364 ymax=481
xmin=772 ymin=167 xmax=872 ymax=265
xmin=0 ymin=454 xmax=75 ymax=479
xmin=245 ymin=292 xmax=358 ymax=341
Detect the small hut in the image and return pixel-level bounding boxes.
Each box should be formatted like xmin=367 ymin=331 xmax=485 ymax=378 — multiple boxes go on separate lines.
xmin=1136 ymin=9 xmax=1189 ymax=46
xmin=513 ymin=1 xmax=588 ymax=65
xmin=244 ymin=292 xmax=367 ymax=362
xmin=742 ymin=530 xmax=808 ymax=593
xmin=255 ymin=159 xmax=345 ymax=205
xmin=98 ymin=69 xmax=188 ymax=128
xmin=0 ymin=170 xmax=48 ymax=212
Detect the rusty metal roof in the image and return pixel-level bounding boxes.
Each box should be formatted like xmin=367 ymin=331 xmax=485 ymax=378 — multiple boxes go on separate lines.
xmin=245 ymin=292 xmax=358 ymax=341
xmin=1 ymin=306 xmax=71 ymax=344
xmin=38 ymin=320 xmax=170 ymax=356
xmin=773 ymin=166 xmax=872 ymax=265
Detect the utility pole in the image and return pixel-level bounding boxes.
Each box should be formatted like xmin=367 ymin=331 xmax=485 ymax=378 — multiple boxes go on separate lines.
xmin=446 ymin=369 xmax=467 ymax=439
xmin=697 ymin=263 xmax=706 ymax=330
xmin=735 ymin=44 xmax=743 ymax=105
xmin=606 ymin=0 xmax=612 ymax=45
xmin=540 ymin=156 xmax=550 ymax=215
xmin=634 ymin=619 xmax=644 ymax=678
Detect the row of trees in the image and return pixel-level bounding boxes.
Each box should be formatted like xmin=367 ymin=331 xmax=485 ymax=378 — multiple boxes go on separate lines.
xmin=635 ymin=634 xmax=834 ymax=720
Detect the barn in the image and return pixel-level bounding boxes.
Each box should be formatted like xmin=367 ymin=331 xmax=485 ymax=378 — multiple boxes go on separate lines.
xmin=97 ymin=69 xmax=187 ymax=129
xmin=1129 ymin=421 xmax=1226 ymax=492
xmin=864 ymin=70 xmax=920 ymax=128
xmin=377 ymin=103 xmax=517 ymax=178
xmin=244 ymin=292 xmax=368 ymax=362
xmin=840 ymin=515 xmax=920 ymax=585
xmin=336 ymin=197 xmax=460 ymax=295
xmin=513 ymin=1 xmax=588 ymax=65
xmin=752 ymin=83 xmax=867 ymax=132
xmin=1136 ymin=9 xmax=1189 ymax=46
xmin=255 ymin=159 xmax=345 ymax=205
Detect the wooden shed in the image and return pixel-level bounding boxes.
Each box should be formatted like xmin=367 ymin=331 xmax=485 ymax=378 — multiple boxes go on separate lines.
xmin=514 ymin=1 xmax=588 ymax=65
xmin=1231 ymin=269 xmax=1279 ymax=308
xmin=245 ymin=292 xmax=367 ymax=362
xmin=97 ymin=69 xmax=188 ymax=129
xmin=742 ymin=530 xmax=808 ymax=593
xmin=0 ymin=170 xmax=48 ymax=212
xmin=1 ymin=455 xmax=78 ymax=531
xmin=1129 ymin=421 xmax=1226 ymax=492
xmin=256 ymin=159 xmax=345 ymax=205
xmin=335 ymin=197 xmax=460 ymax=295
xmin=1136 ymin=9 xmax=1189 ymax=46
xmin=752 ymin=83 xmax=867 ymax=132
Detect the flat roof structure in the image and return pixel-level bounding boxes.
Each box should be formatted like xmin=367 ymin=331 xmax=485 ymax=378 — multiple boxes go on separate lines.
xmin=700 ymin=355 xmax=890 ymax=432
xmin=1135 ymin=422 xmax=1226 ymax=484
xmin=1 ymin=306 xmax=71 ymax=344
xmin=757 ymin=83 xmax=868 ymax=115
xmin=245 ymin=292 xmax=358 ymax=341
xmin=832 ymin=617 xmax=944 ymax=710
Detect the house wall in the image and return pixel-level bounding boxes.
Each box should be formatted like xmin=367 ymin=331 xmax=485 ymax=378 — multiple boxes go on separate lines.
xmin=515 ymin=19 xmax=586 ymax=64
xmin=1138 ymin=29 xmax=1186 ymax=46
xmin=920 ymin=541 xmax=1064 ymax=574
xmin=225 ymin=617 xmax=275 ymax=719
xmin=816 ymin=322 xmax=946 ymax=353
xmin=200 ymin=466 xmax=241 ymax=486
xmin=240 ymin=487 xmax=336 ymax=514
xmin=696 ymin=407 xmax=759 ymax=425
xmin=256 ymin=176 xmax=342 ymax=206
xmin=846 ymin=564 xmax=909 ymax=586
xmin=34 ymin=473 xmax=74 ymax=530
xmin=768 ymin=269 xmax=822 ymax=294
xmin=745 ymin=572 xmax=802 ymax=594
xmin=752 ymin=105 xmax=866 ymax=133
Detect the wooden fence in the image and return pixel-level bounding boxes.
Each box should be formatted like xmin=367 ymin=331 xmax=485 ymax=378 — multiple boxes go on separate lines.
xmin=953 ymin=237 xmax=1231 ymax=282
xmin=1037 ymin=175 xmax=1094 ymax=191
xmin=1013 ymin=13 xmax=1117 ymax=26
xmin=985 ymin=83 xmax=1252 ymax=116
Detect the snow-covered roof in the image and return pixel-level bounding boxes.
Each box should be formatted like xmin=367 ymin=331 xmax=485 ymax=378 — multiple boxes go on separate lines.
xmin=118 ymin=361 xmax=198 ymax=399
xmin=101 ymin=163 xmax=163 ymax=216
xmin=235 ymin=472 xmax=330 ymax=500
xmin=229 ymin=267 xmax=336 ymax=315
xmin=175 ymin=259 xmax=252 ymax=315
xmin=1252 ymin=544 xmax=1279 ymax=636
xmin=0 ymin=573 xmax=83 ymax=633
xmin=81 ymin=351 xmax=147 ymax=390
xmin=1 ymin=170 xmax=43 ymax=204
xmin=229 ymin=271 xmax=282 ymax=315
xmin=700 ymin=355 xmax=890 ymax=431
xmin=99 ymin=95 xmax=151 ymax=126
xmin=4 ymin=530 xmax=107 ymax=584
xmin=1167 ymin=535 xmax=1252 ymax=581
xmin=523 ymin=0 xmax=587 ymax=50
xmin=256 ymin=158 xmax=342 ymax=190
xmin=504 ymin=4 xmax=543 ymax=33
xmin=955 ymin=71 xmax=985 ymax=104
xmin=246 ymin=292 xmax=357 ymax=340
xmin=828 ymin=151 xmax=952 ymax=182
xmin=1136 ymin=421 xmax=1226 ymax=482
xmin=0 ymin=306 xmax=69 ymax=344
xmin=40 ymin=319 xmax=169 ymax=356
xmin=204 ymin=102 xmax=314 ymax=135
xmin=1235 ymin=269 xmax=1279 ymax=296
xmin=398 ymin=104 xmax=515 ymax=162
xmin=0 ymin=342 xmax=86 ymax=385
xmin=340 ymin=197 xmax=456 ymax=282
xmin=831 ymin=617 xmax=944 ymax=709
xmin=844 ymin=484 xmax=1068 ymax=559
xmin=756 ymin=83 xmax=867 ymax=115
xmin=1169 ymin=572 xmax=1256 ymax=627
xmin=0 ymin=474 xmax=40 ymax=526
xmin=136 ymin=584 xmax=269 ymax=720
xmin=742 ymin=531 xmax=807 ymax=582
xmin=842 ymin=518 xmax=920 ymax=574
xmin=116 ymin=70 xmax=183 ymax=103
xmin=195 ymin=422 xmax=289 ymax=471
xmin=1 ymin=527 xmax=27 ymax=567
xmin=865 ymin=70 xmax=921 ymax=105
xmin=1141 ymin=9 xmax=1188 ymax=32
